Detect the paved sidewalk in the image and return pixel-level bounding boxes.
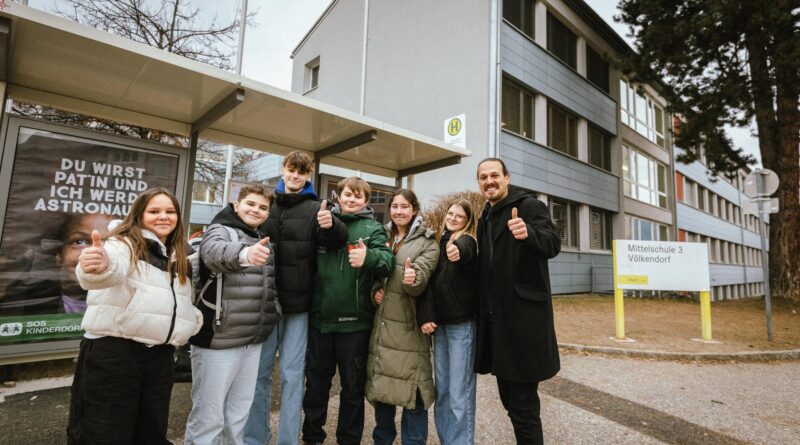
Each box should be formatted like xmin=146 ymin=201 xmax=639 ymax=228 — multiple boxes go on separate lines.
xmin=2 ymin=352 xmax=797 ymax=444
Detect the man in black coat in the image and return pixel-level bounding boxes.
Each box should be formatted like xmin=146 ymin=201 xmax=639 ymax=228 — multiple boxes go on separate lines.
xmin=474 ymin=158 xmax=561 ymax=444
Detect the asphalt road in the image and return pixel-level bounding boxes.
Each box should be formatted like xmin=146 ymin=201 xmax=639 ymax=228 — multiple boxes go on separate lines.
xmin=1 ymin=353 xmax=798 ymax=444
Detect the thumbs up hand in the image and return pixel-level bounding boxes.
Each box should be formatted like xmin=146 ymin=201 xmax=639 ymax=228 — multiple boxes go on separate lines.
xmin=507 ymin=207 xmax=528 ymax=240
xmin=248 ymin=237 xmax=271 ymax=266
xmin=78 ymin=230 xmax=109 ymax=274
xmin=403 ymin=258 xmax=416 ymax=285
xmin=349 ymin=238 xmax=367 ymax=268
xmin=317 ymin=200 xmax=333 ymax=229
xmin=445 ymin=236 xmax=460 ymax=262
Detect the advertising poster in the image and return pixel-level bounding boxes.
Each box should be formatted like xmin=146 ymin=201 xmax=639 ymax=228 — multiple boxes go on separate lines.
xmin=0 ymin=126 xmax=180 ymax=345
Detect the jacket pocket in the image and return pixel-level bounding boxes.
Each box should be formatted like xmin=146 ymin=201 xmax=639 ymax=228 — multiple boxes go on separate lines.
xmin=514 ymin=284 xmax=548 ymax=302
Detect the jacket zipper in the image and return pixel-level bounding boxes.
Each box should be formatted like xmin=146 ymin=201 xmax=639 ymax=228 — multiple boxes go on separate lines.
xmin=164 ymin=269 xmax=178 ymax=345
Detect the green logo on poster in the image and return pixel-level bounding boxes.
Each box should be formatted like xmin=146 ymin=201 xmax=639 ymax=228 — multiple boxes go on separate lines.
xmin=447 ymin=118 xmax=462 ymax=136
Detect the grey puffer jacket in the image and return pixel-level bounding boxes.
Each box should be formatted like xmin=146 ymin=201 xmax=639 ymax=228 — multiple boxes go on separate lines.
xmin=189 ymin=204 xmax=279 ymax=349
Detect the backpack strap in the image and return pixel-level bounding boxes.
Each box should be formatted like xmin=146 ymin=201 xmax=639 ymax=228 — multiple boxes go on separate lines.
xmin=198 ymin=226 xmax=241 ymax=327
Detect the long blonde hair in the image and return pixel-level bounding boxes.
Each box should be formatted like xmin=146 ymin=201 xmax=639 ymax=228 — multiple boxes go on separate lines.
xmin=438 ymin=199 xmax=477 ymax=242
xmin=107 ymin=188 xmax=189 ymax=284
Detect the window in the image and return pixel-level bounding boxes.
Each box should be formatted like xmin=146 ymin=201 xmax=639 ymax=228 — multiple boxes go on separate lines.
xmin=589 ymin=207 xmax=612 ymax=250
xmin=682 ymin=177 xmax=696 ymax=207
xmin=588 ymin=124 xmax=611 ymax=171
xmin=192 ymin=181 xmax=221 ymax=204
xmin=620 ymin=80 xmax=665 ymax=146
xmin=586 ymin=45 xmax=609 ymax=93
xmin=547 ymin=12 xmax=577 ymax=69
xmin=549 ymin=198 xmax=578 ymax=248
xmin=501 ymin=78 xmax=535 ymax=139
xmin=548 ymin=102 xmax=578 ymax=157
xmin=697 ymin=186 xmax=706 ymax=211
xmin=503 ymin=0 xmax=535 ymax=39
xmin=626 ymin=215 xmax=668 ymax=241
xmin=623 ymin=145 xmax=668 ymax=208
xmin=305 ymin=57 xmax=320 ymax=92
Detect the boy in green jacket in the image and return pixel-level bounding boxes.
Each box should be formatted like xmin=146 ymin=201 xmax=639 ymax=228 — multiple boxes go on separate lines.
xmin=302 ymin=177 xmax=394 ymax=445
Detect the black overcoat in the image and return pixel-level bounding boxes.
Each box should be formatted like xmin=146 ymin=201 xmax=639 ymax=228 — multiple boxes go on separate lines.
xmin=474 ymin=185 xmax=561 ymax=382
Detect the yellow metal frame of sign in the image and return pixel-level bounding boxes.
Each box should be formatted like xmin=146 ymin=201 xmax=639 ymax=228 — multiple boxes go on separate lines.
xmin=612 ymin=241 xmax=712 ymax=341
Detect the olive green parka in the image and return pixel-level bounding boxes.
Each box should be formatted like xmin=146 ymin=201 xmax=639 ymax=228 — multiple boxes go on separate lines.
xmin=366 ymin=218 xmax=439 ymax=410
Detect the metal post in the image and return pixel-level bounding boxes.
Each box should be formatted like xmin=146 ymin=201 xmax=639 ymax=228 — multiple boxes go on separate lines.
xmin=235 ymin=0 xmax=249 ymax=76
xmin=700 ymin=290 xmax=712 ymax=340
xmin=222 ymin=145 xmax=234 ymax=204
xmin=756 ymin=173 xmax=773 ymax=340
xmin=612 ymin=240 xmax=625 ymax=339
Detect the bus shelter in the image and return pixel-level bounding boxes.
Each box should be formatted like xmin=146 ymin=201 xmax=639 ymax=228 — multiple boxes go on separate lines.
xmin=0 ymin=3 xmax=470 ymax=363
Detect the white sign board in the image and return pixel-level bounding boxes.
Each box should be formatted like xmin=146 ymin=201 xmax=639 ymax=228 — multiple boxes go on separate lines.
xmin=743 ymin=168 xmax=779 ymax=198
xmin=614 ymin=240 xmax=710 ymax=291
xmin=443 ymin=114 xmax=465 ymax=148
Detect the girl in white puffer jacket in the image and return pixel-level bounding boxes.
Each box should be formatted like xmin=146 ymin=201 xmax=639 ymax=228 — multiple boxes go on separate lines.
xmin=67 ymin=188 xmax=201 ymax=445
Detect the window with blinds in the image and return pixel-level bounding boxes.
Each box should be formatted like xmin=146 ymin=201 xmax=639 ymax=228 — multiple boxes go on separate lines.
xmin=547 ymin=12 xmax=577 ymax=69
xmin=549 ymin=198 xmax=578 ymax=248
xmin=501 ymin=78 xmax=535 ymax=140
xmin=503 ymin=0 xmax=535 ymax=39
xmin=548 ymin=102 xmax=578 ymax=156
xmin=586 ymin=45 xmax=609 ymax=93
xmin=589 ymin=207 xmax=612 ymax=250
xmin=588 ymin=124 xmax=611 ymax=171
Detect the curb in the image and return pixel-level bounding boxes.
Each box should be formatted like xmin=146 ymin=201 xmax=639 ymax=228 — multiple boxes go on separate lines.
xmin=558 ymin=343 xmax=800 ymax=362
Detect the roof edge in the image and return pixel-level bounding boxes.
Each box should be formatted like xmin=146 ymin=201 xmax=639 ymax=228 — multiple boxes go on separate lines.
xmin=290 ymin=0 xmax=338 ymax=59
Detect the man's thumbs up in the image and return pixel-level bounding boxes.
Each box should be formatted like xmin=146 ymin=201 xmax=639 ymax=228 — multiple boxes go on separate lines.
xmin=507 ymin=206 xmax=528 ymax=240
xmin=248 ymin=237 xmax=271 ymax=266
xmin=349 ymin=238 xmax=367 ymax=268
xmin=91 ymin=230 xmax=102 ymax=247
xmin=446 ymin=236 xmax=460 ymax=262
xmin=79 ymin=230 xmax=109 ymax=274
xmin=403 ymin=257 xmax=416 ymax=285
xmin=317 ymin=199 xmax=333 ymax=229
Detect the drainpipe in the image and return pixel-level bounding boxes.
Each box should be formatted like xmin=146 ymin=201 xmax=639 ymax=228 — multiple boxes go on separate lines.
xmin=488 ymin=0 xmax=499 ymax=157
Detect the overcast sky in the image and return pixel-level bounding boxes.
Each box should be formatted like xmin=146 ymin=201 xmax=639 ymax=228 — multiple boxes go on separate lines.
xmin=29 ymin=0 xmax=760 ymax=165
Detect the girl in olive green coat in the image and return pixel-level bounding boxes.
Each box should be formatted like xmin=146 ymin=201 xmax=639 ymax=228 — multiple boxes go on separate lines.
xmin=366 ymin=189 xmax=439 ymax=445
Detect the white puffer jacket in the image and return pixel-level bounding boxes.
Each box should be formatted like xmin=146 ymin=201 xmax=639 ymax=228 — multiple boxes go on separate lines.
xmin=77 ymin=231 xmax=202 ymax=347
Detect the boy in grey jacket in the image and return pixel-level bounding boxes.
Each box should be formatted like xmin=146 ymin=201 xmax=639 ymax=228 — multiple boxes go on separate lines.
xmin=184 ymin=184 xmax=279 ymax=445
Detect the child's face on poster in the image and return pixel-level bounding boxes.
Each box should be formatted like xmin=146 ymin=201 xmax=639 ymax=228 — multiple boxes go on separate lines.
xmin=56 ymin=213 xmax=112 ymax=298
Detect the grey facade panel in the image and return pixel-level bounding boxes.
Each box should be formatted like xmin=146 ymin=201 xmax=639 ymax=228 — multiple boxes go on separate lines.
xmin=677 ymin=203 xmax=744 ymax=243
xmin=189 ymin=202 xmax=222 ymax=226
xmin=500 ymin=22 xmax=617 ymax=135
xmin=744 ymin=266 xmax=764 ymax=283
xmin=550 ymin=251 xmax=613 ymax=294
xmin=675 ymin=148 xmax=742 ymax=204
xmin=501 ymin=132 xmax=619 ymax=211
xmin=709 ymin=264 xmax=750 ymax=287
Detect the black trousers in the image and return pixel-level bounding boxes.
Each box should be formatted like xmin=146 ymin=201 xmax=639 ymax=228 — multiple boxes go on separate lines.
xmin=67 ymin=336 xmax=176 ymax=445
xmin=496 ymin=377 xmax=543 ymax=445
xmin=302 ymin=327 xmax=370 ymax=445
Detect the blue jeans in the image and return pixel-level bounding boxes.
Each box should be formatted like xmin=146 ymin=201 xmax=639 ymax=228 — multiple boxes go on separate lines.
xmin=243 ymin=312 xmax=308 ymax=445
xmin=433 ymin=320 xmax=477 ymax=445
xmin=373 ymin=392 xmax=428 ymax=445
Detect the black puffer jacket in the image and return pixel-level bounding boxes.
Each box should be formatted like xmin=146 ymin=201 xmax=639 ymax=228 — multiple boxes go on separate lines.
xmin=417 ymin=231 xmax=478 ymax=326
xmin=190 ymin=204 xmax=279 ymax=349
xmin=261 ymin=187 xmax=348 ymax=313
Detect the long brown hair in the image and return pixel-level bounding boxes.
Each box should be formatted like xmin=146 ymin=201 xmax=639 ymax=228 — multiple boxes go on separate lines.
xmin=107 ymin=188 xmax=189 ymax=284
xmin=438 ymin=198 xmax=477 ymax=243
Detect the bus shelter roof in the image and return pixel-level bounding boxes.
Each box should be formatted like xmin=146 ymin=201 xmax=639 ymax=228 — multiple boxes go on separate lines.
xmin=0 ymin=3 xmax=469 ymax=179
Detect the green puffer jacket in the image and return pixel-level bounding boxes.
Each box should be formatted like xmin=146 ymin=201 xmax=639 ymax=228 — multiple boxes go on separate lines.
xmin=366 ymin=219 xmax=439 ymax=410
xmin=310 ymin=206 xmax=394 ymax=333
